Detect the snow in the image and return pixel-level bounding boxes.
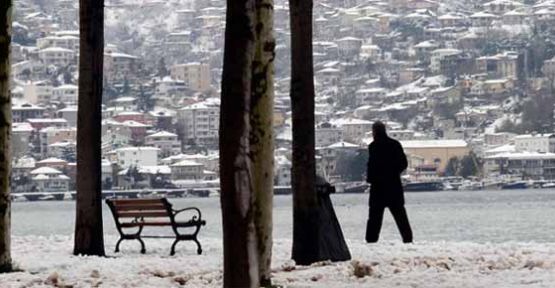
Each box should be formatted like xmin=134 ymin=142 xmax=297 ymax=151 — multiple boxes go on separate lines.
xmin=2 ymin=237 xmax=555 ymax=287
xmin=3 ymin=192 xmax=555 ymax=287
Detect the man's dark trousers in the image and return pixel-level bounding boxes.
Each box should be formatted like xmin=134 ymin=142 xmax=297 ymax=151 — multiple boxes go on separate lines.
xmin=366 ymin=204 xmax=413 ymax=243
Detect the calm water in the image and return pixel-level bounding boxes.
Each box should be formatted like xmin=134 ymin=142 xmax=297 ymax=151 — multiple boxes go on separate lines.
xmin=12 ymin=189 xmax=555 ymax=243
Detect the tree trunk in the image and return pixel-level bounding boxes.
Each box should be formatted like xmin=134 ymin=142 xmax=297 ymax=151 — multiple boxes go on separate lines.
xmin=220 ymin=0 xmax=259 ymax=286
xmin=74 ymin=0 xmax=105 ymax=256
xmin=289 ymin=0 xmax=320 ymax=265
xmin=0 ymin=0 xmax=13 ymax=273
xmin=251 ymin=0 xmax=275 ymax=285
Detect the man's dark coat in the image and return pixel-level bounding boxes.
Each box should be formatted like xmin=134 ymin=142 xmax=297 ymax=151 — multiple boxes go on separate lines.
xmin=366 ymin=136 xmax=408 ymax=206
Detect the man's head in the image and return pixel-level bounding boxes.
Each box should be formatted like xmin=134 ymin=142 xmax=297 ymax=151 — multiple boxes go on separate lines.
xmin=372 ymin=121 xmax=387 ymax=139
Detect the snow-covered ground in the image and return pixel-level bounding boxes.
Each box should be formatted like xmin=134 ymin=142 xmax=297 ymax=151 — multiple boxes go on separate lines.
xmin=2 ymin=236 xmax=555 ymax=287
xmin=2 ymin=190 xmax=555 ymax=287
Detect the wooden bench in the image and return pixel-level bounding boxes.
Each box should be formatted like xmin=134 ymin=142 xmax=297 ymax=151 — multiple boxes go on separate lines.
xmin=106 ymin=198 xmax=206 ymax=256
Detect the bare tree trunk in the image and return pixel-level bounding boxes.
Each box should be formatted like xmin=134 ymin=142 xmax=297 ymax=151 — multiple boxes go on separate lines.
xmin=289 ymin=0 xmax=320 ymax=265
xmin=0 ymin=0 xmax=13 ymax=273
xmin=251 ymin=0 xmax=275 ymax=285
xmin=220 ymin=0 xmax=259 ymax=286
xmin=74 ymin=0 xmax=105 ymax=256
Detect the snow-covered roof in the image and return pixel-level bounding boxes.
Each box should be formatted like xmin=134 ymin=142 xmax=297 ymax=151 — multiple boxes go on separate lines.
xmin=39 ymin=47 xmax=74 ymax=53
xmin=485 ymin=151 xmax=555 ymax=160
xmin=331 ymin=118 xmax=372 ymax=126
xmin=485 ymin=144 xmax=516 ymax=154
xmin=171 ymin=160 xmax=203 ymax=167
xmin=31 ymin=166 xmax=63 ymax=175
xmin=12 ymin=122 xmax=34 ymax=132
xmin=114 ymin=146 xmax=160 ymax=152
xmin=327 ymin=141 xmax=359 ymax=149
xmin=146 ymin=131 xmax=177 ymax=138
xmin=37 ymin=157 xmax=67 ymax=164
xmin=401 ymin=140 xmax=468 ymax=149
xmin=514 ymin=133 xmax=554 ymax=139
xmin=121 ymin=120 xmax=149 ymax=128
xmin=118 ymin=165 xmax=171 ymax=175
xmin=470 ymin=11 xmax=499 ymax=18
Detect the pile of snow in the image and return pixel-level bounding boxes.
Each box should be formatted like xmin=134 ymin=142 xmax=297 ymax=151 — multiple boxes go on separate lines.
xmin=2 ymin=235 xmax=555 ymax=287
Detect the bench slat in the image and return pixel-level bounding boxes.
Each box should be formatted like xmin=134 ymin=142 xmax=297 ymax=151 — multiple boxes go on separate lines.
xmin=115 ymin=204 xmax=166 ymax=211
xmin=117 ymin=211 xmax=169 ymax=218
xmin=111 ymin=199 xmax=164 ymax=205
xmin=120 ymin=221 xmax=202 ymax=228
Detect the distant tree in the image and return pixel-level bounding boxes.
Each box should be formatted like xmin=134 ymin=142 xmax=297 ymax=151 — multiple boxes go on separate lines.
xmin=334 ymin=149 xmax=368 ymax=181
xmin=460 ymin=154 xmax=480 ymax=178
xmin=444 ymin=157 xmax=459 ymax=177
xmin=61 ymin=146 xmax=76 ymax=163
xmin=495 ymin=119 xmax=521 ymax=134
xmin=0 ymin=0 xmax=13 ymax=272
xmin=102 ymin=178 xmax=113 ymax=190
xmin=20 ymin=68 xmax=31 ymax=81
xmin=126 ymin=165 xmax=144 ymax=188
xmin=74 ymin=0 xmax=105 ymax=257
xmin=157 ymin=57 xmax=168 ymax=77
xmin=137 ymin=84 xmax=155 ymax=112
xmin=444 ymin=154 xmax=480 ymax=178
xmin=121 ymin=78 xmax=131 ymax=95
xmin=433 ymin=100 xmax=463 ymax=121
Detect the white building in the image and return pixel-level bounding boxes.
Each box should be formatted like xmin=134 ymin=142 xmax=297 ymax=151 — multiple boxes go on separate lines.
xmin=484 ymin=152 xmax=555 ymax=180
xmin=177 ymin=99 xmax=220 ymax=146
xmin=38 ymin=47 xmax=76 ymax=66
xmin=145 ymin=131 xmax=182 ymax=158
xmin=57 ymin=106 xmax=78 ymax=126
xmin=315 ymin=122 xmax=343 ymax=148
xmin=53 ymin=84 xmax=78 ymax=104
xmin=37 ymin=35 xmax=79 ymax=50
xmin=30 ymin=166 xmax=70 ymax=192
xmin=514 ymin=133 xmax=555 ymax=153
xmin=104 ymin=51 xmax=140 ymax=83
xmin=39 ymin=127 xmax=77 ymax=157
xmin=355 ymin=87 xmax=387 ymax=106
xmin=430 ymin=49 xmax=462 ymax=73
xmin=23 ymin=81 xmax=52 ymax=105
xmin=113 ymin=147 xmax=159 ymax=168
xmin=170 ymin=62 xmax=212 ymax=91
xmin=330 ymin=118 xmax=373 ymax=143
xmin=170 ymin=160 xmax=204 ymax=180
xmin=275 ymin=155 xmax=291 ymax=186
xmin=12 ymin=102 xmax=45 ymax=122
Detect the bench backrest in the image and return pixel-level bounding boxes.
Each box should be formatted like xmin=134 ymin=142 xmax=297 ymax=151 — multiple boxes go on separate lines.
xmin=106 ymin=198 xmax=174 ymax=228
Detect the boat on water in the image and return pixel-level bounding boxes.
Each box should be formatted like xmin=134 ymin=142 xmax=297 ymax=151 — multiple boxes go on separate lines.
xmin=403 ymin=181 xmax=444 ymax=192
xmin=501 ymin=181 xmax=529 ymax=190
xmin=541 ymin=182 xmax=555 ymax=189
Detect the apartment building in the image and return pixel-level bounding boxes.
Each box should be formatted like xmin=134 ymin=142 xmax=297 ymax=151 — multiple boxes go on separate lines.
xmin=177 ymin=100 xmax=220 ymax=147
xmin=170 ymin=62 xmax=211 ymax=91
xmin=145 ymin=131 xmax=182 ymax=158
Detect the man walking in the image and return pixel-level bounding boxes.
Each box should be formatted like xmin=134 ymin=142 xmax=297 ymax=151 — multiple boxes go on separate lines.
xmin=366 ymin=121 xmax=413 ymax=243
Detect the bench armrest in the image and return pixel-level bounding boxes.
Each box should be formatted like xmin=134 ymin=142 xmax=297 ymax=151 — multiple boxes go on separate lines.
xmin=173 ymin=207 xmax=204 ymax=223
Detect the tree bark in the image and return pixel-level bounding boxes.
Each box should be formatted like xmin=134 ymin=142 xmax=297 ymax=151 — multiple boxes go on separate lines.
xmin=74 ymin=0 xmax=105 ymax=256
xmin=289 ymin=0 xmax=320 ymax=265
xmin=0 ymin=0 xmax=13 ymax=273
xmin=220 ymin=0 xmax=259 ymax=286
xmin=251 ymin=0 xmax=275 ymax=285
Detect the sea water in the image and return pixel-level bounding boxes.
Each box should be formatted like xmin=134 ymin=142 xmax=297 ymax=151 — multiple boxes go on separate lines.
xmin=11 ymin=189 xmax=555 ymax=243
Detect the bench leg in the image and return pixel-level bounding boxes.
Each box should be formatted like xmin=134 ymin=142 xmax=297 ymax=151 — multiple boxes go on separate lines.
xmin=115 ymin=237 xmax=124 ymax=253
xmin=194 ymin=238 xmax=202 ymax=255
xmin=138 ymin=237 xmax=146 ymax=254
xmin=170 ymin=239 xmax=180 ymax=256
